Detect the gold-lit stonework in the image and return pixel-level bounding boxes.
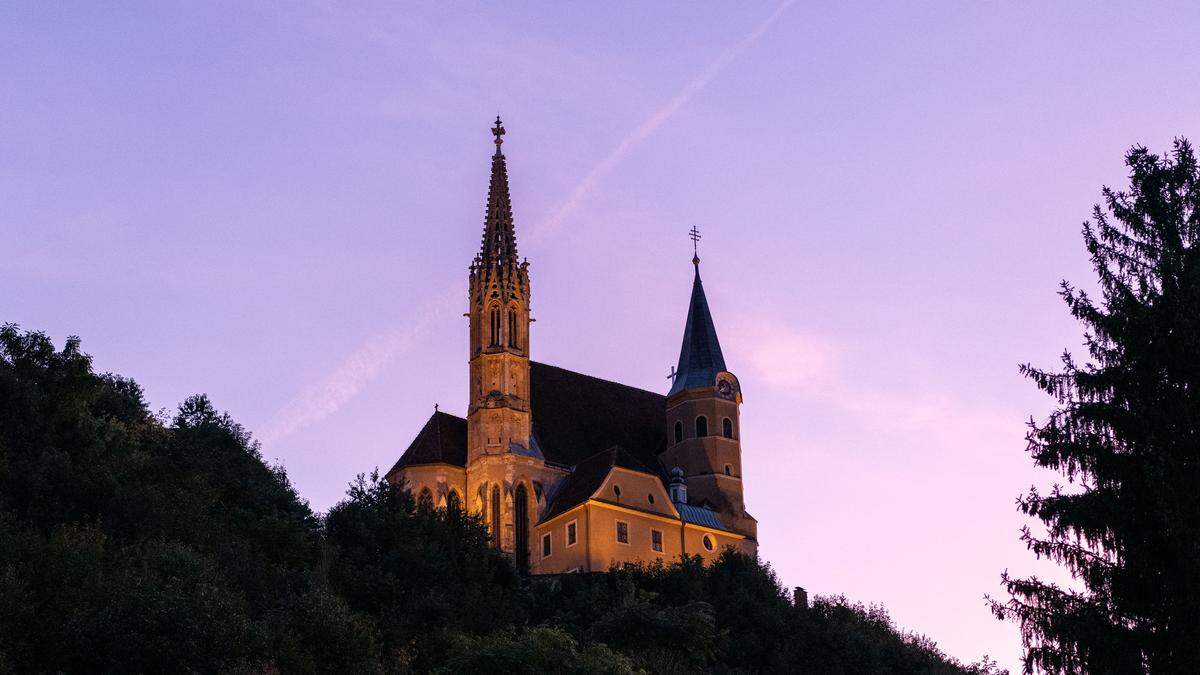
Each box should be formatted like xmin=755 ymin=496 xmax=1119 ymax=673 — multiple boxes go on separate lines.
xmin=385 ymin=119 xmax=756 ymax=574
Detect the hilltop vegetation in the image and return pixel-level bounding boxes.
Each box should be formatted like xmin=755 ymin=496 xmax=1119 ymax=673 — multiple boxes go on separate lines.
xmin=0 ymin=324 xmax=1000 ymax=673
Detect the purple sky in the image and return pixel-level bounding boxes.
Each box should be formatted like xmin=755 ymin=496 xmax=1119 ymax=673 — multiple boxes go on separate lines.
xmin=5 ymin=2 xmax=1199 ymax=668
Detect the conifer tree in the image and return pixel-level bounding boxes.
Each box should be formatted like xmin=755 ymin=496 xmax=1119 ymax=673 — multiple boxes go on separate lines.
xmin=993 ymin=140 xmax=1200 ymax=673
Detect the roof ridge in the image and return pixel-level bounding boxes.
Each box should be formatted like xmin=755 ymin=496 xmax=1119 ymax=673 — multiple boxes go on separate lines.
xmin=611 ymin=444 xmax=658 ymax=474
xmin=574 ymin=444 xmax=620 ymax=467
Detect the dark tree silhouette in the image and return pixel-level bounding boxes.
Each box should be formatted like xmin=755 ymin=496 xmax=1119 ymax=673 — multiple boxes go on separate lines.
xmin=0 ymin=325 xmax=378 ymax=673
xmin=993 ymin=140 xmax=1200 ymax=673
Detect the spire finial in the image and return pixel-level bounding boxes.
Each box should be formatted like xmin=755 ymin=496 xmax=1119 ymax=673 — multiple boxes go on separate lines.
xmin=492 ymin=116 xmax=505 ymax=155
xmin=689 ymin=226 xmax=702 ymax=266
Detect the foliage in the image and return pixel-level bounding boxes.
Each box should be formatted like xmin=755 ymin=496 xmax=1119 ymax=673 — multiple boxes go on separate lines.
xmin=323 ymin=470 xmax=522 ymax=670
xmin=530 ymin=552 xmax=999 ymax=674
xmin=0 ymin=323 xmax=999 ymax=672
xmin=992 ymin=139 xmax=1200 ymax=673
xmin=435 ymin=627 xmax=638 ymax=674
xmin=0 ymin=324 xmax=376 ymax=672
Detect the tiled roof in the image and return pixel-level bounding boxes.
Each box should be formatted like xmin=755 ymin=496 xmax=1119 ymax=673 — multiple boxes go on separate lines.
xmin=387 ymin=362 xmax=668 ymax=479
xmin=384 ymin=411 xmax=467 ymax=478
xmin=530 ymin=361 xmax=667 ymax=470
xmin=539 ymin=445 xmax=657 ymax=523
xmin=676 ymin=502 xmax=729 ymax=531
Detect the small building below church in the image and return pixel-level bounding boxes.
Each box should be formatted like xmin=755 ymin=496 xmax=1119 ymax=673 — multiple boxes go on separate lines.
xmin=385 ymin=119 xmax=757 ymax=574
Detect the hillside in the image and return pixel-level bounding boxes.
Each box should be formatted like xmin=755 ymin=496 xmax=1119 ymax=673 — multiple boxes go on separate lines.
xmin=0 ymin=324 xmax=1003 ymax=673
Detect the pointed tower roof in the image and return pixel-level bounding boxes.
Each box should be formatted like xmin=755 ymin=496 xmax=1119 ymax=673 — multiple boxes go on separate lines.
xmin=478 ymin=116 xmax=518 ymax=270
xmin=669 ymin=256 xmax=727 ymax=396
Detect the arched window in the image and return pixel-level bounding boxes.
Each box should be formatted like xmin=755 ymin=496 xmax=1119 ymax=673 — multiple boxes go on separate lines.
xmin=446 ymin=490 xmax=461 ymax=513
xmin=613 ymin=484 xmax=622 ymax=500
xmin=695 ymin=415 xmax=708 ymax=438
xmin=514 ymin=483 xmax=530 ymax=575
xmin=724 ymin=464 xmax=732 ymax=476
xmin=418 ymin=487 xmax=434 ymax=511
xmin=722 ymin=417 xmax=734 ymax=439
xmin=489 ymin=307 xmax=501 ymax=346
xmin=673 ymin=421 xmax=683 ymax=444
xmin=490 ymin=485 xmax=501 ymax=546
xmin=507 ymin=309 xmax=518 ymax=348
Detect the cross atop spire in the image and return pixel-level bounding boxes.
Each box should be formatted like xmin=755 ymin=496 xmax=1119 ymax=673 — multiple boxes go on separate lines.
xmin=689 ymin=226 xmax=702 ymax=266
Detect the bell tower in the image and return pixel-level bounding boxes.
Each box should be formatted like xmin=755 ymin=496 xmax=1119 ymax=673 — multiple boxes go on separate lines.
xmin=467 ymin=117 xmax=532 ymax=463
xmin=659 ymin=230 xmax=757 ymax=540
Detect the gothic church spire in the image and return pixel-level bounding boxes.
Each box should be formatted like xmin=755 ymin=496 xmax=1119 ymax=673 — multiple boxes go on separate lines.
xmin=477 ymin=116 xmax=519 ymax=273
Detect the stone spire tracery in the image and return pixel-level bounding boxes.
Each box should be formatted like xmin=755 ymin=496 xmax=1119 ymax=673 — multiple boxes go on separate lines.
xmin=472 ymin=117 xmax=526 ymax=297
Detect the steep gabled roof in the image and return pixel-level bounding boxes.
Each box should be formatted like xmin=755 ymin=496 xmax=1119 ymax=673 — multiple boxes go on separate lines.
xmin=387 ymin=363 xmax=668 ymax=478
xmin=668 ymin=262 xmax=727 ymax=396
xmin=539 ymin=445 xmax=658 ymax=523
xmin=384 ymin=411 xmax=467 ymax=478
xmin=530 ymin=361 xmax=667 ymax=469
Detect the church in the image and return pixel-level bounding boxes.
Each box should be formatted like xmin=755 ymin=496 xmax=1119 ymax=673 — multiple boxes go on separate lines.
xmin=385 ymin=119 xmax=757 ymax=575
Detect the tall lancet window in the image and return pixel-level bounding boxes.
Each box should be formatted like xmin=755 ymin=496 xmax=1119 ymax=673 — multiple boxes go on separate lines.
xmin=507 ymin=309 xmax=518 ymax=348
xmin=490 ymin=485 xmax=501 ymax=546
xmin=514 ymin=483 xmax=530 ymax=575
xmin=489 ymin=307 xmax=501 ymax=347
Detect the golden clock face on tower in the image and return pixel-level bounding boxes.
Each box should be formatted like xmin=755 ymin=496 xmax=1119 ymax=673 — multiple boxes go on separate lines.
xmin=717 ymin=378 xmax=733 ymax=399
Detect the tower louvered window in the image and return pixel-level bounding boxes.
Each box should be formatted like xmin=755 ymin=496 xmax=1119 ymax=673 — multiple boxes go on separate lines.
xmin=507 ymin=309 xmax=518 ymax=348
xmin=489 ymin=308 xmax=501 ymax=346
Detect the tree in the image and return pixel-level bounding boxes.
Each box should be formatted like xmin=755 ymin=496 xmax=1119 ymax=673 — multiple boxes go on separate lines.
xmin=322 ymin=472 xmax=522 ymax=671
xmin=992 ymin=140 xmax=1200 ymax=672
xmin=435 ymin=627 xmax=637 ymax=675
xmin=0 ymin=326 xmax=378 ymax=673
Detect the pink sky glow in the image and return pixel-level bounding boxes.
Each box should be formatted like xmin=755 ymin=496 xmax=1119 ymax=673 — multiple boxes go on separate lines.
xmin=6 ymin=2 xmax=1200 ymax=669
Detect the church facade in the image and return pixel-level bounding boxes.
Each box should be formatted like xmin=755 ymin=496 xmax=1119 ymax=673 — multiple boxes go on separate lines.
xmin=385 ymin=119 xmax=757 ymax=575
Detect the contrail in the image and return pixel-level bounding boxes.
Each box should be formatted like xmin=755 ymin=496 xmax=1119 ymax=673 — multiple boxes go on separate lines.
xmin=528 ymin=0 xmax=796 ymax=244
xmin=259 ymin=2 xmax=795 ymax=442
xmin=256 ymin=282 xmax=459 ymax=444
